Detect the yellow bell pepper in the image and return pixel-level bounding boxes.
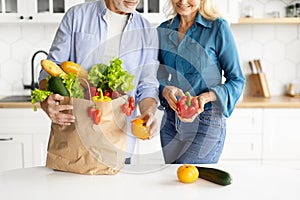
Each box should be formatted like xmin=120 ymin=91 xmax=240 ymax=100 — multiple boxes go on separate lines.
xmin=92 ymin=88 xmax=112 ymax=102
xmin=93 ymin=95 xmax=111 ymax=102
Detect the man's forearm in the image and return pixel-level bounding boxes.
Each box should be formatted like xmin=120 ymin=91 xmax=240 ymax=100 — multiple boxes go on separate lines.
xmin=138 ymin=97 xmax=157 ymax=116
xmin=39 ymin=80 xmax=47 ymax=90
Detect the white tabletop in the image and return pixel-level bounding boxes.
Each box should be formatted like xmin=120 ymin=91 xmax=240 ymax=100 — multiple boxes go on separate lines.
xmin=1 ymin=164 xmax=300 ymax=200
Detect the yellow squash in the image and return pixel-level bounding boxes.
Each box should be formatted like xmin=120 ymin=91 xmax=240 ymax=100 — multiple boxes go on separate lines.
xmin=41 ymin=59 xmax=66 ymax=77
xmin=61 ymin=61 xmax=88 ymax=79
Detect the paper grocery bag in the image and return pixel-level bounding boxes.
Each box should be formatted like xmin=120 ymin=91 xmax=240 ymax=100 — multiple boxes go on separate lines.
xmin=46 ymin=96 xmax=128 ymax=175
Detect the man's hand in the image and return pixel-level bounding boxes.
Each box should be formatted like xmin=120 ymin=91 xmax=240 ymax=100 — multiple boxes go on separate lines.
xmin=40 ymin=94 xmax=75 ymax=126
xmin=137 ymin=97 xmax=158 ymax=139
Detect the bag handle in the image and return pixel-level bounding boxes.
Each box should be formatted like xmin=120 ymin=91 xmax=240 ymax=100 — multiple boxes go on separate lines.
xmin=79 ymin=78 xmax=93 ymax=102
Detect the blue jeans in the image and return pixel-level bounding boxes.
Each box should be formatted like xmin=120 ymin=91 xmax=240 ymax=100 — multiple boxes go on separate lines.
xmin=160 ymin=106 xmax=226 ymax=164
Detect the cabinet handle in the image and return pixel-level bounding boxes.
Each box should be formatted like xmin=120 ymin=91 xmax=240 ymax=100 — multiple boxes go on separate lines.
xmin=0 ymin=137 xmax=13 ymax=141
xmin=19 ymin=16 xmax=24 ymax=20
xmin=28 ymin=16 xmax=33 ymax=20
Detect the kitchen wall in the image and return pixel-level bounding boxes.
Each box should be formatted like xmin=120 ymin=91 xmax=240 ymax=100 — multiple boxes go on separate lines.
xmin=232 ymin=23 xmax=300 ymax=96
xmin=234 ymin=0 xmax=300 ymax=96
xmin=0 ymin=0 xmax=300 ymax=97
xmin=0 ymin=24 xmax=58 ymax=96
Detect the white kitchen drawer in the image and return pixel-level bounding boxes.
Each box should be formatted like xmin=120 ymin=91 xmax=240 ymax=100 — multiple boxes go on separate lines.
xmin=0 ymin=134 xmax=33 ymax=172
xmin=221 ymin=134 xmax=262 ymax=160
xmin=227 ymin=108 xmax=263 ymax=135
xmin=263 ymin=108 xmax=300 ymax=160
xmin=222 ymin=108 xmax=263 ymax=161
xmin=0 ymin=108 xmax=50 ymax=134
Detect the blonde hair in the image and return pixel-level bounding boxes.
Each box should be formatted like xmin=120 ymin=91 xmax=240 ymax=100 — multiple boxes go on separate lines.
xmin=163 ymin=0 xmax=222 ymax=21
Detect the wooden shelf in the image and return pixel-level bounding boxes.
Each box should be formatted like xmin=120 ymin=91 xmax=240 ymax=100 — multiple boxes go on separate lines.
xmin=237 ymin=17 xmax=300 ymax=24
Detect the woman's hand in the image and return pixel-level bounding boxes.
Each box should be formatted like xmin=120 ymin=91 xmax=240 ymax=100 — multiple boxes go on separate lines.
xmin=162 ymin=86 xmax=185 ymax=111
xmin=40 ymin=94 xmax=75 ymax=126
xmin=197 ymin=91 xmax=217 ymax=113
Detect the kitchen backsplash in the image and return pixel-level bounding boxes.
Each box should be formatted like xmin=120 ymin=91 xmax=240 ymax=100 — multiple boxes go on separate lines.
xmin=0 ymin=11 xmax=300 ymax=97
xmin=231 ymin=23 xmax=300 ymax=96
xmin=0 ymin=24 xmax=58 ymax=96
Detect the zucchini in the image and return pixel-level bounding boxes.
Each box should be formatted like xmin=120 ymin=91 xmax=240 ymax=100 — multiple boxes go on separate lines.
xmin=196 ymin=166 xmax=232 ymax=186
xmin=48 ymin=76 xmax=70 ymax=96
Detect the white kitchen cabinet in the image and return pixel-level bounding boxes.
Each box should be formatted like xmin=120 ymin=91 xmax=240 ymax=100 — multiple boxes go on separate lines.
xmin=138 ymin=0 xmax=239 ymax=25
xmin=33 ymin=133 xmax=50 ymax=166
xmin=137 ymin=0 xmax=167 ymax=25
xmin=0 ymin=0 xmax=84 ymax=23
xmin=0 ymin=134 xmax=33 ymax=172
xmin=220 ymin=108 xmax=263 ymax=163
xmin=221 ymin=108 xmax=300 ymax=169
xmin=0 ymin=108 xmax=51 ymax=172
xmin=263 ymin=108 xmax=300 ymax=168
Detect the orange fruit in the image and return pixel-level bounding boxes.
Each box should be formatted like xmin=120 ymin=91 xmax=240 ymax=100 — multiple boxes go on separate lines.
xmin=131 ymin=118 xmax=150 ymax=140
xmin=177 ymin=164 xmax=199 ymax=183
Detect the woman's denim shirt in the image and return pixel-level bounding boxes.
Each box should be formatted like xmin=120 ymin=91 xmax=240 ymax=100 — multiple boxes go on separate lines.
xmin=157 ymin=13 xmax=245 ymax=117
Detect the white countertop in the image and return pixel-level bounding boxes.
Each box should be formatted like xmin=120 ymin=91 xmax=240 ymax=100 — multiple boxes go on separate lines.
xmin=1 ymin=164 xmax=299 ymax=200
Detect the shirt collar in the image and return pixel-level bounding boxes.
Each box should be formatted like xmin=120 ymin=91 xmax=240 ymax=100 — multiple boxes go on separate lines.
xmin=97 ymin=0 xmax=135 ymax=22
xmin=169 ymin=13 xmax=213 ymax=30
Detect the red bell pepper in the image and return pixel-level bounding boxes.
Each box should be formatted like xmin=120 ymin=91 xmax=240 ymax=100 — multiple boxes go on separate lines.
xmin=87 ymin=105 xmax=96 ymax=118
xmin=121 ymin=96 xmax=135 ymax=116
xmin=93 ymin=109 xmax=102 ymax=125
xmin=128 ymin=96 xmax=135 ymax=110
xmin=121 ymin=103 xmax=132 ymax=116
xmin=177 ymin=92 xmax=199 ymax=119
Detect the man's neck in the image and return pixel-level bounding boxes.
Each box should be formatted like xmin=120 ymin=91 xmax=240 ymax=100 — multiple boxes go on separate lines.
xmin=105 ymin=0 xmax=128 ymax=15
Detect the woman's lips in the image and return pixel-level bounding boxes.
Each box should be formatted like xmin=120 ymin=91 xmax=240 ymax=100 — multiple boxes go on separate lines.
xmin=176 ymin=3 xmax=191 ymax=10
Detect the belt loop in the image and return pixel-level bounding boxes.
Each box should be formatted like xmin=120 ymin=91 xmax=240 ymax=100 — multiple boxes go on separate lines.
xmin=175 ymin=111 xmax=180 ymax=132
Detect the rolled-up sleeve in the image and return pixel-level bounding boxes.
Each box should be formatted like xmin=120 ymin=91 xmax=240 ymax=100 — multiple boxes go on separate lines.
xmin=135 ymin=28 xmax=160 ymax=104
xmin=38 ymin=8 xmax=74 ymax=82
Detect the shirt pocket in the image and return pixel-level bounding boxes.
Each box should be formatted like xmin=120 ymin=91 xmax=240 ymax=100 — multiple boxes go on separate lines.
xmin=74 ymin=32 xmax=100 ymax=65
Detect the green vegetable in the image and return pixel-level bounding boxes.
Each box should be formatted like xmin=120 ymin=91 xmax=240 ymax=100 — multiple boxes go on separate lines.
xmin=196 ymin=166 xmax=232 ymax=186
xmin=48 ymin=76 xmax=70 ymax=96
xmin=88 ymin=57 xmax=134 ymax=93
xmin=87 ymin=63 xmax=108 ymax=87
xmin=61 ymin=73 xmax=84 ymax=98
xmin=46 ymin=74 xmax=84 ymax=98
xmin=30 ymin=72 xmax=84 ymax=111
xmin=30 ymin=88 xmax=53 ymax=111
xmin=31 ymin=88 xmax=52 ymax=104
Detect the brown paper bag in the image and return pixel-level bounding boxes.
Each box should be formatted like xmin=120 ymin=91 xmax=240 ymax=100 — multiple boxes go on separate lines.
xmin=46 ymin=96 xmax=128 ymax=175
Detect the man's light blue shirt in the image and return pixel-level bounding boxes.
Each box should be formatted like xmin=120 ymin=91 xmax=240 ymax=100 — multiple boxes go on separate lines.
xmin=39 ymin=0 xmax=159 ymax=155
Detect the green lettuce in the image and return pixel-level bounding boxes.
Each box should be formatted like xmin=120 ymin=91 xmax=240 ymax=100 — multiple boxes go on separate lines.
xmin=88 ymin=57 xmax=134 ymax=92
xmin=61 ymin=73 xmax=84 ymax=98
